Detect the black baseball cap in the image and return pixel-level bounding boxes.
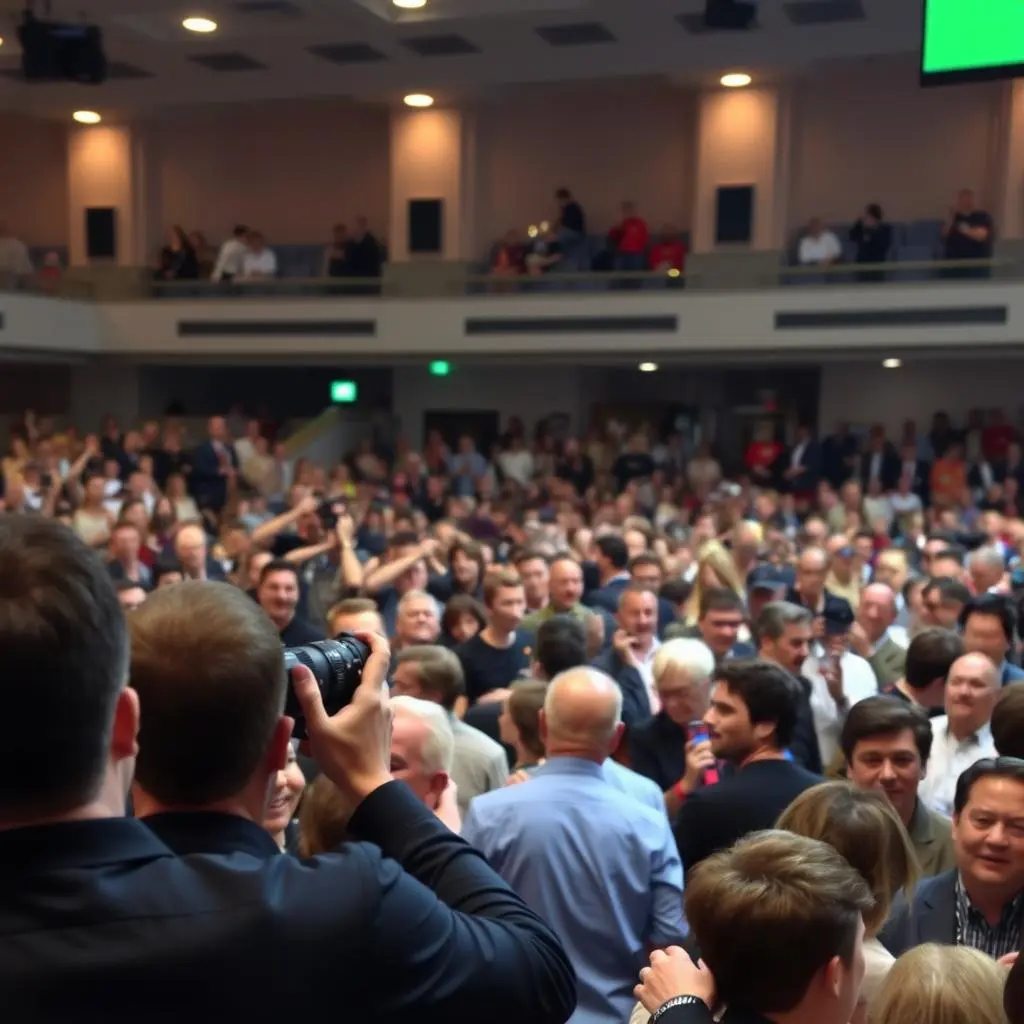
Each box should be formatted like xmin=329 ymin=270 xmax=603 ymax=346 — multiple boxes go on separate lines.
xmin=747 ymin=565 xmax=790 ymax=592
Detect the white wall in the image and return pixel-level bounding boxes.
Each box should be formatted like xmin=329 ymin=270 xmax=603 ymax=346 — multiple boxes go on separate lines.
xmin=818 ymin=360 xmax=1024 ymax=434
xmin=392 ymin=364 xmax=585 ymax=448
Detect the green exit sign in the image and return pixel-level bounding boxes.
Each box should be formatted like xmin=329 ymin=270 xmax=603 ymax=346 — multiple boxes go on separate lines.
xmin=330 ymin=380 xmax=358 ymax=403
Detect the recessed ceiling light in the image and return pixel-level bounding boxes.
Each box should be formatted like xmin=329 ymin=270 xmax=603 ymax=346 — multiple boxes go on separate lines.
xmin=182 ymin=16 xmax=218 ymax=33
xmin=393 ymin=0 xmax=427 ymax=7
xmin=404 ymin=93 xmax=434 ymax=108
xmin=882 ymin=358 xmax=902 ymax=369
xmin=720 ymin=72 xmax=752 ymax=88
xmin=638 ymin=362 xmax=658 ymax=373
xmin=73 ymin=110 xmax=102 ymax=124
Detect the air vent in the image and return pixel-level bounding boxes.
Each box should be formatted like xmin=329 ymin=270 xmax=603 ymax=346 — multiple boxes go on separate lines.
xmin=783 ymin=0 xmax=865 ymax=24
xmin=307 ymin=42 xmax=388 ymax=64
xmin=235 ymin=0 xmax=304 ymax=14
xmin=190 ymin=52 xmax=268 ymax=71
xmin=535 ymin=22 xmax=616 ymax=46
xmin=401 ymin=34 xmax=479 ymax=57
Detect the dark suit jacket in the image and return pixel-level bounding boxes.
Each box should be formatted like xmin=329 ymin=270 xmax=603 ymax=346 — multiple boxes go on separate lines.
xmin=878 ymin=868 xmax=957 ymax=957
xmin=660 ymin=1004 xmax=769 ymax=1024
xmin=822 ymin=433 xmax=860 ymax=488
xmin=860 ymin=446 xmax=902 ymax=491
xmin=781 ymin=439 xmax=822 ymax=493
xmin=191 ymin=440 xmax=238 ymax=512
xmin=585 ymin=576 xmax=630 ymax=615
xmin=674 ymin=758 xmax=821 ymax=877
xmin=0 ymin=782 xmax=576 ymax=1024
xmin=589 ymin=646 xmax=652 ymax=728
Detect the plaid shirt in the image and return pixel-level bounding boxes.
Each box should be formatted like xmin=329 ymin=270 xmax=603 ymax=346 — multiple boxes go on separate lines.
xmin=954 ymin=874 xmax=1023 ymax=960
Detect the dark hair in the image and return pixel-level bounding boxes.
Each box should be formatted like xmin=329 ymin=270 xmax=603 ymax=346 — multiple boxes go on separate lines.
xmin=840 ymin=696 xmax=933 ymax=767
xmin=393 ymin=645 xmax=465 ymax=711
xmin=754 ymin=601 xmax=813 ymax=644
xmin=129 ymin=581 xmax=288 ymax=805
xmin=866 ymin=203 xmax=883 ymax=221
xmin=904 ymin=627 xmax=963 ymax=691
xmin=992 ymin=685 xmax=1024 ymax=759
xmin=953 ymin=756 xmax=1024 ymax=815
xmin=933 ymin=546 xmax=967 ymax=567
xmin=699 ymin=586 xmax=746 ymax=619
xmin=390 ymin=530 xmax=420 ymax=551
xmin=629 ymin=552 xmax=662 ymax=573
xmin=441 ymin=593 xmax=487 ymax=636
xmin=535 ymin=615 xmax=587 ymax=679
xmin=922 ymin=575 xmax=971 ymax=607
xmin=555 ymin=187 xmax=571 ymax=200
xmin=660 ymin=578 xmax=693 ymax=608
xmin=513 ymin=548 xmax=549 ymax=569
xmin=233 ymin=224 xmax=248 ymax=236
xmin=595 ymin=535 xmax=629 ymax=571
xmin=507 ymin=680 xmax=547 ymax=761
xmin=959 ymin=593 xmax=1017 ymax=645
xmin=715 ymin=659 xmax=800 ymax=749
xmin=686 ymin=830 xmax=873 ymax=1015
xmin=115 ymin=578 xmax=146 ymax=595
xmin=152 ymin=557 xmax=183 ymax=585
xmin=258 ymin=558 xmax=299 ymax=588
xmin=448 ymin=539 xmax=485 ymax=591
xmin=0 ymin=517 xmax=129 ymax=817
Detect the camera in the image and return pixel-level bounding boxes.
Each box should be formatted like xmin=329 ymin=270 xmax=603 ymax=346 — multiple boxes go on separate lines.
xmin=283 ymin=634 xmax=370 ymax=739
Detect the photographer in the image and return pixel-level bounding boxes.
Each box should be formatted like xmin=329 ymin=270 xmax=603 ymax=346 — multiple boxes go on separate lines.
xmin=0 ymin=516 xmax=576 ymax=1024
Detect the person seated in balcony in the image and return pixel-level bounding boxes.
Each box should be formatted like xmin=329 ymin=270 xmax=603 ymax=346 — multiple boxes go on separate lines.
xmin=154 ymin=226 xmax=199 ymax=281
xmin=524 ymin=227 xmax=562 ymax=276
xmin=189 ymin=231 xmax=216 ymax=279
xmin=323 ymin=223 xmax=349 ymax=278
xmin=241 ymin=231 xmax=278 ymax=280
xmin=490 ymin=231 xmax=525 ymax=277
xmin=211 ymin=224 xmax=249 ymax=282
xmin=609 ymin=201 xmax=650 ymax=273
xmin=797 ymin=217 xmax=842 ymax=267
xmin=648 ymin=225 xmax=687 ymax=275
xmin=346 ymin=216 xmax=383 ymax=278
xmin=942 ymin=188 xmax=993 ymax=275
xmin=849 ymin=203 xmax=892 ymax=273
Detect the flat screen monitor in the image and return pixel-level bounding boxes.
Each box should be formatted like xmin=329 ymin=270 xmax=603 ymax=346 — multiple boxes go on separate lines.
xmin=921 ymin=0 xmax=1024 ymax=85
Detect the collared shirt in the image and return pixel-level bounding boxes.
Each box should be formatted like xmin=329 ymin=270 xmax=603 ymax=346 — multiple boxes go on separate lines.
xmin=463 ymin=757 xmax=685 ymax=1024
xmin=955 ymin=873 xmax=1024 ymax=959
xmin=802 ymin=650 xmax=878 ymax=767
xmin=919 ymin=716 xmax=997 ymax=818
xmin=634 ymin=638 xmax=663 ymax=715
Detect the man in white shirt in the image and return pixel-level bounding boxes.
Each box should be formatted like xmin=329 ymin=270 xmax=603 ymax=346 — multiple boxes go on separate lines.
xmin=241 ymin=231 xmax=277 ymax=279
xmin=919 ymin=652 xmax=999 ymax=818
xmin=497 ymin=436 xmax=534 ymax=488
xmin=211 ymin=224 xmax=249 ymax=281
xmin=798 ymin=217 xmax=842 ymax=266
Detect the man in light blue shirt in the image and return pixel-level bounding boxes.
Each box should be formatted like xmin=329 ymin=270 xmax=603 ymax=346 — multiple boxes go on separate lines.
xmin=463 ymin=667 xmax=685 ymax=1024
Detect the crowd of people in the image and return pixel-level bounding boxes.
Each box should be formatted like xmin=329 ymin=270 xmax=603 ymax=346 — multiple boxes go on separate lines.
xmin=3 ymin=401 xmax=1024 ymax=1023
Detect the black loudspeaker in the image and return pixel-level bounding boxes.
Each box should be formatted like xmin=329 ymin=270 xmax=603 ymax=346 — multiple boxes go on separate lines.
xmin=715 ymin=185 xmax=755 ymax=244
xmin=408 ymin=198 xmax=443 ymax=255
xmin=85 ymin=207 xmax=117 ymax=260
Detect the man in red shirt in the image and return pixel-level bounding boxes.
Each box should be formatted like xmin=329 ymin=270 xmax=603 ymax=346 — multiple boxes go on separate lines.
xmin=609 ymin=201 xmax=650 ymax=274
xmin=648 ymin=224 xmax=687 ymax=285
xmin=982 ymin=409 xmax=1017 ymax=462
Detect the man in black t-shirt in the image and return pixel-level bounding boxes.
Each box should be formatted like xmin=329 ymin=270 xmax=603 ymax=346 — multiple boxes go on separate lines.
xmin=942 ymin=188 xmax=994 ymax=273
xmin=455 ymin=570 xmax=531 ymax=706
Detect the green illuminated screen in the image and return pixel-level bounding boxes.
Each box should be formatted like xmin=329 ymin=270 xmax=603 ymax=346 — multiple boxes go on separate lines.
xmin=922 ymin=0 xmax=1024 ymax=79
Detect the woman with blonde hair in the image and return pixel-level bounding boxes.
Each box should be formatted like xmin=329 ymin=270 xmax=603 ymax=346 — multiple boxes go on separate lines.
xmin=682 ymin=539 xmax=746 ymax=625
xmin=776 ymin=781 xmax=918 ymax=1023
xmin=871 ymin=944 xmax=1007 ymax=1024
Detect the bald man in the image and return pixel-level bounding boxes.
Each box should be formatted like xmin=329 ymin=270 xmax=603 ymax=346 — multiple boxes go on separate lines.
xmin=849 ymin=582 xmax=907 ymax=688
xmin=173 ymin=523 xmax=226 ymax=582
xmin=462 ymin=668 xmax=684 ymax=1024
xmin=191 ymin=415 xmax=239 ymax=513
xmin=918 ymin=652 xmax=1000 ymax=818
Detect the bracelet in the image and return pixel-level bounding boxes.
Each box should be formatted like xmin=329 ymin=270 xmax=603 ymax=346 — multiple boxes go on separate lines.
xmin=673 ymin=780 xmax=689 ymax=804
xmin=651 ymin=995 xmax=706 ymax=1023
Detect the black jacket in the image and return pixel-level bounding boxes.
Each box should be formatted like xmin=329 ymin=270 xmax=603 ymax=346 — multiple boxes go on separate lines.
xmin=0 ymin=781 xmax=576 ymax=1024
xmin=674 ymin=758 xmax=821 ymax=878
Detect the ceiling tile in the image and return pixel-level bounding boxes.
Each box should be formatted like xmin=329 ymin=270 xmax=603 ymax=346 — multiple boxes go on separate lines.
xmin=189 ymin=52 xmax=268 ymax=72
xmin=535 ymin=22 xmax=616 ymax=46
xmin=783 ymin=0 xmax=865 ymax=24
xmin=307 ymin=42 xmax=388 ymax=65
xmin=401 ymin=34 xmax=480 ymax=57
xmin=106 ymin=61 xmax=154 ymax=80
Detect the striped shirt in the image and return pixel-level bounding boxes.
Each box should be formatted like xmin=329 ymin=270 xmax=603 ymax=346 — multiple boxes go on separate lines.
xmin=954 ymin=874 xmax=1023 ymax=959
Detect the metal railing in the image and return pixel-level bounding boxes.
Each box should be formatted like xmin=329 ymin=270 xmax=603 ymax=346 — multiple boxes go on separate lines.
xmin=0 ymin=254 xmax=1017 ymax=302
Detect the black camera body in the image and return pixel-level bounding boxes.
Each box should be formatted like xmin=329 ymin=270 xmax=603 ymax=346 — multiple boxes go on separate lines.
xmin=283 ymin=634 xmax=370 ymax=739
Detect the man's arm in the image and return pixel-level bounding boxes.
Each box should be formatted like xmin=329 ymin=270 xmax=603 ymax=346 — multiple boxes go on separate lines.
xmin=349 ymin=781 xmax=576 ymax=1024
xmin=250 ymin=495 xmax=318 ymax=547
xmin=648 ymin=818 xmax=687 ymax=948
xmin=362 ymin=540 xmax=434 ymax=594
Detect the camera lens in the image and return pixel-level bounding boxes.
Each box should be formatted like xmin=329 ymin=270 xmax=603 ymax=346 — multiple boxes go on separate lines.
xmin=283 ymin=633 xmax=370 ymax=739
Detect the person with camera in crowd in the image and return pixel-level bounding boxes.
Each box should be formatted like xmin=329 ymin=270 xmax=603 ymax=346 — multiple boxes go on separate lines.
xmin=0 ymin=515 xmax=575 ymax=1024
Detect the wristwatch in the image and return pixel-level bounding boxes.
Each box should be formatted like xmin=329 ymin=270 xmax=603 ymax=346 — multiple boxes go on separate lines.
xmin=651 ymin=995 xmax=706 ymax=1023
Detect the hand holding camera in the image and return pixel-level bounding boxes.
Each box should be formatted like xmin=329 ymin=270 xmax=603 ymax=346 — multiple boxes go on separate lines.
xmin=290 ymin=631 xmax=393 ymax=808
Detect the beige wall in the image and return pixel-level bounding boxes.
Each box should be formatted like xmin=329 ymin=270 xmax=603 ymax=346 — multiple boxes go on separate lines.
xmin=154 ymin=99 xmax=391 ymax=245
xmin=474 ymin=79 xmax=696 ymax=248
xmin=789 ymin=63 xmax=1004 ymax=226
xmin=0 ymin=114 xmax=68 ymax=245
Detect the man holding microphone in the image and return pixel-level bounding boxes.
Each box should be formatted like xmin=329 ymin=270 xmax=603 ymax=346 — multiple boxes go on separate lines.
xmin=0 ymin=516 xmax=576 ymax=1024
